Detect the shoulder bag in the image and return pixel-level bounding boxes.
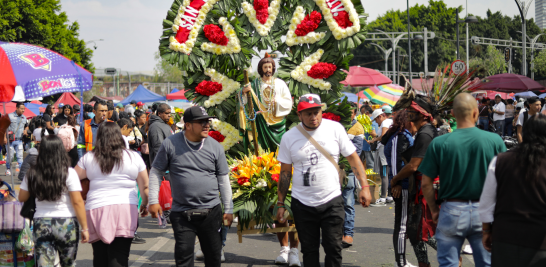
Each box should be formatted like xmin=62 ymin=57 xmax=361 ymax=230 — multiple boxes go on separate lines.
xmin=296 ymin=124 xmax=347 ymax=188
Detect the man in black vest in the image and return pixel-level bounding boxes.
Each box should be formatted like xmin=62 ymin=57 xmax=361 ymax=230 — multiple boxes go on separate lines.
xmin=515 ymin=96 xmax=541 ymax=143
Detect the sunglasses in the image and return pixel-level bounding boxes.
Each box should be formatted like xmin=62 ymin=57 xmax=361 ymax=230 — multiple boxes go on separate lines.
xmin=191 ymin=120 xmax=211 ymax=126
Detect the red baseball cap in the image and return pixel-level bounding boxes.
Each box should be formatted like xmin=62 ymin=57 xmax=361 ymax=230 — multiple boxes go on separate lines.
xmin=297 ymin=94 xmax=322 ymax=112
xmin=137 ymin=101 xmax=144 ymax=106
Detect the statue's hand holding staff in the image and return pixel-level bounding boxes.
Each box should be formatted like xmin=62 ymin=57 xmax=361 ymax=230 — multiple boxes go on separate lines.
xmin=243 ymin=84 xmax=252 ymax=94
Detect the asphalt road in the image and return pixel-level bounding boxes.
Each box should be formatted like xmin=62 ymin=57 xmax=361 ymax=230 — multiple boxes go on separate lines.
xmin=1 ymin=163 xmax=476 ymax=267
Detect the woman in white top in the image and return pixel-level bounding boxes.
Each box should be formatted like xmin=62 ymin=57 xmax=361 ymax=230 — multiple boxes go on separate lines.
xmin=18 ymin=135 xmax=88 ymax=267
xmin=74 ymin=122 xmax=149 ymax=267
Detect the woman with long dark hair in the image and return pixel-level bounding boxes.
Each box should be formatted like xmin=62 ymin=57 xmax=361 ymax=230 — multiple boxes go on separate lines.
xmin=134 ymin=110 xmax=150 ymax=170
xmin=75 ymin=122 xmax=149 ymax=267
xmin=480 ymin=114 xmax=546 ymax=267
xmin=54 ymin=105 xmax=73 ymax=128
xmin=18 ymin=135 xmax=88 ymax=266
xmin=43 ymin=105 xmax=56 ymax=135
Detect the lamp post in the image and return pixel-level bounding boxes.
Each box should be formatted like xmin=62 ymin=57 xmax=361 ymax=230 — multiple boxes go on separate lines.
xmin=515 ymin=0 xmax=534 ymax=76
xmin=370 ymin=43 xmax=393 ymax=78
xmin=517 ymin=31 xmax=544 ymax=79
xmin=456 ymin=8 xmax=478 ymax=60
xmin=375 ymin=29 xmax=410 ymax=81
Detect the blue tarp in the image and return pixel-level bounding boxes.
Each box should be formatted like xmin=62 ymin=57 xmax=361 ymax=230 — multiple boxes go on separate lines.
xmin=120 ymin=85 xmax=166 ymax=106
xmin=24 ymin=103 xmax=47 ymax=116
xmin=340 ymin=92 xmax=358 ymax=103
xmin=170 ymin=88 xmax=179 ymax=94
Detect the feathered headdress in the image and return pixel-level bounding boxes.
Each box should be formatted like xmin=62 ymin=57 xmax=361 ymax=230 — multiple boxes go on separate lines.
xmin=393 ymin=66 xmax=482 ymax=118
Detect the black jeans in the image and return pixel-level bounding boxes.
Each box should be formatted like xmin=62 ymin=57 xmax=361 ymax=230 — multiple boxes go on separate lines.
xmin=91 ymin=237 xmax=133 ymax=267
xmin=170 ymin=204 xmax=222 ymax=267
xmin=292 ymin=195 xmax=345 ymax=267
xmin=492 ymin=242 xmax=546 ymax=267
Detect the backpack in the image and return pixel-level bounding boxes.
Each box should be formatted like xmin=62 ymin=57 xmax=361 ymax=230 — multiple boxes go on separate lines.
xmin=57 ymin=125 xmax=76 ymax=151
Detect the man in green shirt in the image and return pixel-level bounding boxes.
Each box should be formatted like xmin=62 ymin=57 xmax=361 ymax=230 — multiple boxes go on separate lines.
xmin=418 ymin=93 xmax=506 ymax=267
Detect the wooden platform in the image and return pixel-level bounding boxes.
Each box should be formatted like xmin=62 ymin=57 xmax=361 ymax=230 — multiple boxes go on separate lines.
xmin=236 ymin=217 xmax=298 ymax=243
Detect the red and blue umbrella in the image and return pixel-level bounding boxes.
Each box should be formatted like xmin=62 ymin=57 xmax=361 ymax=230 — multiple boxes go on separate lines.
xmin=0 ymin=41 xmax=93 ymax=102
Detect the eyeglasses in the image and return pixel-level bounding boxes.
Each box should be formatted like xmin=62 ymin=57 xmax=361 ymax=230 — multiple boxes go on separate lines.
xmin=191 ymin=120 xmax=211 ymax=126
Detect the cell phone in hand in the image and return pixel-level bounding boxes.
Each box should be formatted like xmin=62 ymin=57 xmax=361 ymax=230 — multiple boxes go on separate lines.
xmin=158 ymin=214 xmax=167 ymax=229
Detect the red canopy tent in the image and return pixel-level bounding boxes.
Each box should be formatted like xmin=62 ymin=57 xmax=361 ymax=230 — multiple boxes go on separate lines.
xmin=54 ymin=92 xmax=81 ymax=108
xmin=0 ymin=103 xmax=37 ymax=117
xmin=30 ymin=100 xmax=42 ymax=105
xmin=341 ymin=66 xmax=392 ymax=87
xmin=166 ymin=90 xmax=188 ymax=100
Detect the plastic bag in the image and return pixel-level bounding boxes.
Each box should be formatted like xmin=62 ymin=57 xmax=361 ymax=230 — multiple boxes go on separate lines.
xmin=16 ymin=220 xmax=33 ymax=253
xmin=159 ymin=178 xmax=172 ymax=211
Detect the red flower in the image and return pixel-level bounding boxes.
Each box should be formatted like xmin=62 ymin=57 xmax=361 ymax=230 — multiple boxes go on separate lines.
xmin=195 ymin=80 xmax=223 ymax=96
xmin=322 ymin=112 xmax=341 ymax=122
xmin=295 ymin=11 xmax=322 ymax=37
xmin=208 ymin=131 xmax=226 ymax=143
xmin=238 ymin=177 xmax=250 ymax=185
xmin=253 ymin=0 xmax=269 ymax=24
xmin=203 ymin=24 xmax=229 ymax=46
xmin=332 ymin=11 xmax=353 ymax=29
xmin=232 ymin=166 xmax=238 ymax=172
xmin=271 ymin=174 xmax=279 ymax=182
xmin=307 ymin=62 xmax=337 ymax=79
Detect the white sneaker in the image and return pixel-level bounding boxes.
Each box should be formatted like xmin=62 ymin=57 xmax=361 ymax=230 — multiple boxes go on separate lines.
xmin=403 ymin=262 xmax=417 ymax=267
xmin=221 ymin=248 xmax=225 ymax=262
xmin=275 ymin=246 xmax=290 ymax=264
xmin=5 ymin=169 xmax=10 ymax=176
xmin=288 ymin=248 xmax=301 ymax=267
xmin=370 ymin=198 xmax=387 ymax=207
xmin=194 ymin=249 xmax=204 ymax=260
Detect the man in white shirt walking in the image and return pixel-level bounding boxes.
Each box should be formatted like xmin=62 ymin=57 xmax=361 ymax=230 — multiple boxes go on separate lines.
xmin=276 ymin=94 xmax=372 ymax=267
xmin=492 ymin=94 xmax=505 ymax=136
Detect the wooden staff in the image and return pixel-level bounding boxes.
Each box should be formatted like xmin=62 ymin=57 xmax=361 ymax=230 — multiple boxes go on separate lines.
xmin=244 ymin=70 xmax=259 ymax=157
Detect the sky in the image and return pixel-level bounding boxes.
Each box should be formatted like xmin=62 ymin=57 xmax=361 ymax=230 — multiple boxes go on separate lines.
xmin=60 ymin=0 xmax=537 ymax=72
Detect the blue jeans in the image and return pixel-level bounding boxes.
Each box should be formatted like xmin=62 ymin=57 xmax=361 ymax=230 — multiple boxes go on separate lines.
xmin=478 ymin=117 xmax=489 ymax=131
xmin=6 ymin=140 xmax=23 ymax=169
xmin=493 ymin=120 xmax=504 ymax=136
xmin=504 ymin=117 xmax=513 ymax=137
xmin=436 ymin=202 xmax=491 ymax=267
xmin=341 ymin=173 xmax=355 ymax=237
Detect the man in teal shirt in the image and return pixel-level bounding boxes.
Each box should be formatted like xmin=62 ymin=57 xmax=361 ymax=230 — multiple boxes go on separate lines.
xmin=419 ymin=93 xmax=506 ymax=267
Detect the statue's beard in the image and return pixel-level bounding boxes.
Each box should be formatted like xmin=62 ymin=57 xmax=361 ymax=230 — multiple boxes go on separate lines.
xmin=264 ymin=71 xmax=273 ymax=77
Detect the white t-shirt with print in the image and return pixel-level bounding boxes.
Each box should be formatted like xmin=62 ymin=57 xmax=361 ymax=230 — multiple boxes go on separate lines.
xmin=77 ymin=150 xmax=146 ymax=210
xmin=21 ymin=168 xmax=82 ymax=218
xmin=376 ymin=118 xmax=393 ymax=149
xmin=277 ymin=119 xmax=356 ymax=207
xmin=492 ymin=102 xmax=506 ymax=121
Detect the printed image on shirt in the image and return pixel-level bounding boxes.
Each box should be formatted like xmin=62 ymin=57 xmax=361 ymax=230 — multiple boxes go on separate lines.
xmin=299 ymin=141 xmax=325 ymax=187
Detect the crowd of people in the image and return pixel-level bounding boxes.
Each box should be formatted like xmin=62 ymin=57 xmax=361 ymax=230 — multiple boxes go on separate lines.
xmin=0 ymin=89 xmax=545 ymax=267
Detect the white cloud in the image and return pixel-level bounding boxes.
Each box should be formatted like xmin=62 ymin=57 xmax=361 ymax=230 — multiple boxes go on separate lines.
xmin=60 ymin=0 xmax=536 ymax=72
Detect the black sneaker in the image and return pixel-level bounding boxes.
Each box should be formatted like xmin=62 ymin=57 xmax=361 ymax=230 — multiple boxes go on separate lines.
xmin=132 ymin=234 xmax=146 ymax=244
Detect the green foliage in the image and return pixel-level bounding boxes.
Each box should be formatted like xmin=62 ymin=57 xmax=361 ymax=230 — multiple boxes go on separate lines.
xmin=532 ymin=49 xmax=546 ymax=78
xmin=0 ymin=0 xmax=94 ymax=71
xmin=353 ymin=0 xmax=545 ymax=77
xmin=469 ymin=45 xmax=507 ymax=77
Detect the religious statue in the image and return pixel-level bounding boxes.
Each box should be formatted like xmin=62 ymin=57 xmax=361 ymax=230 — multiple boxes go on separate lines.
xmin=238 ymin=53 xmax=293 ymax=152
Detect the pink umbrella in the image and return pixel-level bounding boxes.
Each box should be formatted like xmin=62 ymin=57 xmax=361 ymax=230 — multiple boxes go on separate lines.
xmin=341 ymin=66 xmax=392 ymax=87
xmin=480 ymin=73 xmax=544 ymax=92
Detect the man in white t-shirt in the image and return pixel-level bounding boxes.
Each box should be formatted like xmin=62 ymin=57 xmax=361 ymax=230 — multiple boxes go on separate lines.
xmin=516 ymin=96 xmax=542 ymax=143
xmin=369 ymin=109 xmax=393 ymax=206
xmin=492 ymin=94 xmax=506 ymax=136
xmin=276 ymin=94 xmax=372 ymax=267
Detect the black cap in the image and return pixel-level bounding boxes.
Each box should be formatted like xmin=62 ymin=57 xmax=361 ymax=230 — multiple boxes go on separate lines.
xmin=73 ymin=104 xmax=80 ymax=111
xmin=183 ymin=106 xmax=216 ymax=123
xmin=130 ymin=100 xmax=137 ymax=104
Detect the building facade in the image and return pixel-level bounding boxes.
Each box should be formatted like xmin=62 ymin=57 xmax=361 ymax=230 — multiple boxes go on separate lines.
xmin=538 ymin=0 xmax=546 ymax=30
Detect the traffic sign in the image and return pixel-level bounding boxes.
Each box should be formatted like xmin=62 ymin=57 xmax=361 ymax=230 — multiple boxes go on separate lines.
xmin=450 ymin=60 xmax=467 ymax=76
xmin=104 ymin=68 xmax=117 ymax=75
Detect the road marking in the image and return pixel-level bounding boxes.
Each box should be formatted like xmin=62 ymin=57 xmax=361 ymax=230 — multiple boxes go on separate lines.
xmin=130 ymin=230 xmax=173 ymax=267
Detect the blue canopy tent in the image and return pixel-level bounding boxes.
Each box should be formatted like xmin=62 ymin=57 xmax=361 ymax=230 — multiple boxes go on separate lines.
xmin=170 ymin=88 xmax=179 ymax=94
xmin=120 ymin=85 xmax=166 ymax=106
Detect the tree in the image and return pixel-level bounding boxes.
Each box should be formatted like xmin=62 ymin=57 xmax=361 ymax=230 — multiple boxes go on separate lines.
xmin=352 ymin=0 xmax=546 ymax=78
xmin=469 ymin=45 xmax=506 ymax=77
xmin=0 ymin=0 xmax=94 ymax=71
xmin=532 ymin=49 xmax=546 ymax=78
xmin=153 ymin=51 xmax=184 ymax=83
